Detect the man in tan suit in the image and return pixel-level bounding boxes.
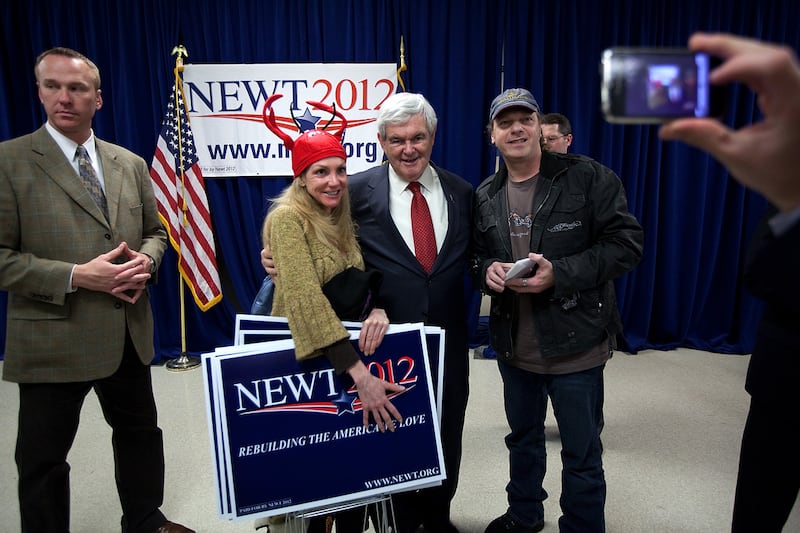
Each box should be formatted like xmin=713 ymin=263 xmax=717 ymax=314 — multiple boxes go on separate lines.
xmin=0 ymin=48 xmax=193 ymax=533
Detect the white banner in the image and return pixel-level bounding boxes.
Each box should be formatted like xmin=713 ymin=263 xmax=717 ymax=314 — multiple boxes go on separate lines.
xmin=182 ymin=63 xmax=397 ymax=177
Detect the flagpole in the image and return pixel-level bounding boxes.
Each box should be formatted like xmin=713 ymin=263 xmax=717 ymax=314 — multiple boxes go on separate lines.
xmin=495 ymin=38 xmax=505 ymax=173
xmin=397 ymin=35 xmax=407 ymax=92
xmin=166 ymin=43 xmax=200 ymax=372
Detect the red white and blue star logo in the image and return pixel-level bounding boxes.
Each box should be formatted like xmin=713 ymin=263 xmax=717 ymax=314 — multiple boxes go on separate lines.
xmin=240 ymin=384 xmax=413 ymax=417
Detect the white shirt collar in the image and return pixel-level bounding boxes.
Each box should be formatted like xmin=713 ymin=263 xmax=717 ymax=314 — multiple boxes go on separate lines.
xmin=44 ymin=122 xmax=98 ymax=164
xmin=387 ymin=163 xmax=437 ymax=196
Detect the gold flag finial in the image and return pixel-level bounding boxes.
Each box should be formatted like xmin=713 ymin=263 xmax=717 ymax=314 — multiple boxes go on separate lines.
xmin=172 ymin=45 xmax=189 ymax=69
xmin=397 ymin=35 xmax=407 ymax=92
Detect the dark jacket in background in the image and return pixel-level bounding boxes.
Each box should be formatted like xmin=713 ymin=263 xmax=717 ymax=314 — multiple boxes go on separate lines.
xmin=742 ymin=207 xmax=800 ymax=401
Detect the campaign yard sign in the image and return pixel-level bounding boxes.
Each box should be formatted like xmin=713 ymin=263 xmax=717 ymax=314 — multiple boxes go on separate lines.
xmin=232 ymin=315 xmax=444 ymax=418
xmin=203 ymin=323 xmax=445 ymax=521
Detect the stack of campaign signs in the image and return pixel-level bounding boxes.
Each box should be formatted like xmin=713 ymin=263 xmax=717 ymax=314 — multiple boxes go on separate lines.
xmin=202 ymin=315 xmax=446 ymax=524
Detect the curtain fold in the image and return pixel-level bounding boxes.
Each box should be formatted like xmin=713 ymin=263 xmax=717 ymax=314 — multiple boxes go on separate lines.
xmin=497 ymin=0 xmax=795 ymax=353
xmin=2 ymin=0 xmax=798 ymax=359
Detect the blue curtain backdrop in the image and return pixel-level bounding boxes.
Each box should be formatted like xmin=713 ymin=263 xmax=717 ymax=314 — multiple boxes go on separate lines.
xmin=1 ymin=0 xmax=798 ymax=360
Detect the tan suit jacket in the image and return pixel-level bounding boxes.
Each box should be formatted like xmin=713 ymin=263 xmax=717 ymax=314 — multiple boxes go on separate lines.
xmin=0 ymin=126 xmax=167 ymax=383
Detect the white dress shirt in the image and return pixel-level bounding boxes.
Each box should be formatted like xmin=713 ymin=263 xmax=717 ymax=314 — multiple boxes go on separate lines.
xmin=45 ymin=122 xmax=106 ymax=192
xmin=387 ymin=164 xmax=449 ymax=256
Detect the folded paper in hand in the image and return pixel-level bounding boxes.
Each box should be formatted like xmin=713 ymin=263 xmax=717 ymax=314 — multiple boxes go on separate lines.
xmin=505 ymin=257 xmax=538 ymax=281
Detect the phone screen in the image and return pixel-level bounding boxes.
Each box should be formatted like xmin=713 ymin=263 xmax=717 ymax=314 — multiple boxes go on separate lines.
xmin=601 ymin=48 xmax=724 ymax=123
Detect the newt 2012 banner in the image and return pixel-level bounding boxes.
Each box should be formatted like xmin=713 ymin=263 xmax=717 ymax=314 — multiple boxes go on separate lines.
xmin=182 ymin=63 xmax=397 ymax=177
xmin=202 ymin=322 xmax=445 ymax=522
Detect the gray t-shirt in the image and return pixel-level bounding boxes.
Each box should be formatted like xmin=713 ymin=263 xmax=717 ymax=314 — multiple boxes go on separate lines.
xmin=505 ymin=177 xmax=610 ymax=374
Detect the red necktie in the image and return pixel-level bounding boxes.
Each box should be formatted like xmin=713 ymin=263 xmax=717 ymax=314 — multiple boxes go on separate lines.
xmin=408 ymin=181 xmax=437 ymax=272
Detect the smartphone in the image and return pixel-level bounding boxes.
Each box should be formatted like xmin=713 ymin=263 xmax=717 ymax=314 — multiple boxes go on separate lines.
xmin=600 ymin=47 xmax=725 ymax=124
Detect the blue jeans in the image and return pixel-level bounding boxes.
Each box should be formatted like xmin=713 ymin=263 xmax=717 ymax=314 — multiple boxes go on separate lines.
xmin=498 ymin=361 xmax=606 ymax=533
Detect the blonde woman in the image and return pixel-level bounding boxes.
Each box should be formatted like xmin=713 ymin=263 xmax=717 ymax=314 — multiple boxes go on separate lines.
xmin=261 ymin=95 xmax=404 ymax=433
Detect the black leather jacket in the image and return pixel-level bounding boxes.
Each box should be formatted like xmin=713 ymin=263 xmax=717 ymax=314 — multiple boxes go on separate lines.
xmin=470 ymin=151 xmax=644 ymax=360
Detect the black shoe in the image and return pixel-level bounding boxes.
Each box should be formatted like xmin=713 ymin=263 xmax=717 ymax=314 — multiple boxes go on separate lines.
xmin=484 ymin=513 xmax=544 ymax=533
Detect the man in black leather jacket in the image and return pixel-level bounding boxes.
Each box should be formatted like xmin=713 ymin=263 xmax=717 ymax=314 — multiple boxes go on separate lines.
xmin=471 ymin=88 xmax=643 ymax=533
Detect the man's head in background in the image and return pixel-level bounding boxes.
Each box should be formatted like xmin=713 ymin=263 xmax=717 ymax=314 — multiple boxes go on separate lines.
xmin=541 ymin=112 xmax=573 ymax=154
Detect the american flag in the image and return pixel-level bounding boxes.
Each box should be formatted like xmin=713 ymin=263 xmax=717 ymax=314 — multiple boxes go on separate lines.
xmin=149 ymin=79 xmax=222 ymax=310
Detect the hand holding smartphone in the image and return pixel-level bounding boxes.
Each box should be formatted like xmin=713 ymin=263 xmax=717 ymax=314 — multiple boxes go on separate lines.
xmin=505 ymin=257 xmax=538 ymax=281
xmin=601 ymin=47 xmax=726 ymax=123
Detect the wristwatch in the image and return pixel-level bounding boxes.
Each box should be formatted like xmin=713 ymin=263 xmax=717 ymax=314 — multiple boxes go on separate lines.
xmin=147 ymin=255 xmax=156 ymax=274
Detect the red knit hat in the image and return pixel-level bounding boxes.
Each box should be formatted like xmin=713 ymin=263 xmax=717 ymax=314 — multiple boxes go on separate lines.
xmin=290 ymin=130 xmax=347 ymax=178
xmin=262 ymin=94 xmax=348 ymax=178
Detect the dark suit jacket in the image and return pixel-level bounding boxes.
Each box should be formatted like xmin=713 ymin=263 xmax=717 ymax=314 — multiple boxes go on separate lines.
xmin=348 ymin=163 xmax=474 ymax=372
xmin=742 ymin=209 xmax=800 ymax=402
xmin=0 ymin=126 xmax=167 ymax=383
